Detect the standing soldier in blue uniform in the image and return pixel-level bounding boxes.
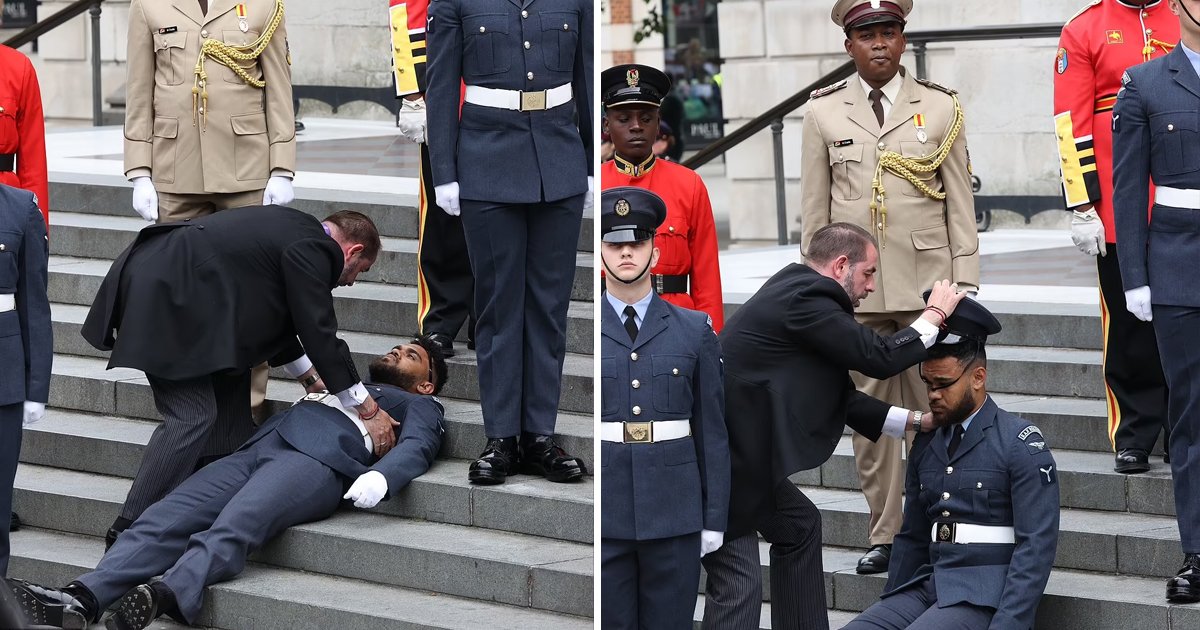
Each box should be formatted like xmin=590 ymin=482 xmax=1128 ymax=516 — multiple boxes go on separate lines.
xmin=1112 ymin=0 xmax=1200 ymax=603
xmin=844 ymin=298 xmax=1059 ymax=630
xmin=425 ymin=0 xmax=593 ymax=484
xmin=0 ymin=184 xmax=51 ymax=576
xmin=599 ymin=187 xmax=728 ymax=629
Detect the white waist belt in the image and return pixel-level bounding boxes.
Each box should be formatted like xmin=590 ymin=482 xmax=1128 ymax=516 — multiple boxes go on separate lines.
xmin=1156 ymin=186 xmax=1200 ymax=210
xmin=600 ymin=419 xmax=691 ymax=443
xmin=931 ymin=522 xmax=1016 ymax=544
xmin=463 ymin=83 xmax=572 ymax=112
xmin=295 ymin=392 xmax=374 ymax=452
xmin=0 ymin=294 xmax=12 ymax=313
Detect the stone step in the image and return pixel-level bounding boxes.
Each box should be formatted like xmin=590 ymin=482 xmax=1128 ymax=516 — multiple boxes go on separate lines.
xmin=987 ymin=344 xmax=1103 ymax=399
xmin=691 ymin=596 xmax=858 ymax=629
xmin=19 ymin=411 xmax=592 ymax=543
xmin=44 ymin=355 xmax=594 ymax=459
xmin=9 ymin=528 xmax=593 ymax=629
xmin=45 ymin=257 xmax=596 ymax=358
xmin=12 ymin=465 xmax=592 ymax=618
xmin=49 ymin=306 xmax=595 ymax=414
xmin=48 ymin=212 xmax=595 ymax=302
xmin=984 ymin=301 xmax=1102 ymax=351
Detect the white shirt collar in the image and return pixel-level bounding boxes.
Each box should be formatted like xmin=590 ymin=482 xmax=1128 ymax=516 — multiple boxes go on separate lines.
xmin=858 ymin=71 xmax=904 ymax=113
xmin=606 ymin=289 xmax=653 ymax=328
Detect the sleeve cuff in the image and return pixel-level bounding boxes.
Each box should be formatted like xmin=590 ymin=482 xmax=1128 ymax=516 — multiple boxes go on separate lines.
xmin=910 ymin=317 xmax=941 ymax=348
xmin=336 ymin=382 xmax=369 ymax=408
xmin=270 ymin=168 xmax=295 ymax=178
xmin=281 ymin=354 xmax=313 ymax=378
xmin=126 ymin=167 xmax=152 ymax=180
xmin=883 ymin=406 xmax=910 ymax=439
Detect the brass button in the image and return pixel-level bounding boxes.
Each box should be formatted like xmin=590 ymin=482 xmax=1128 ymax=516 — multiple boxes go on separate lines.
xmin=669 ymin=226 xmax=675 ymax=232
xmin=524 ymin=41 xmax=531 ymax=49
xmin=946 ymin=466 xmax=953 ymax=474
xmin=527 ymin=71 xmax=534 ymax=80
xmin=480 ymin=26 xmax=486 ymax=33
xmin=632 ymin=379 xmax=640 ymax=389
xmin=976 ymin=482 xmax=983 ymax=489
xmin=672 ymin=368 xmax=680 ymax=376
xmin=632 ymin=405 xmax=642 ymax=416
xmin=941 ymin=492 xmax=950 ymax=500
xmin=631 ymin=352 xmax=638 ymax=361
xmin=941 ymin=510 xmax=950 ymax=517
xmin=1146 ymin=29 xmax=1153 ymax=35
xmin=521 ymin=10 xmax=528 ymax=17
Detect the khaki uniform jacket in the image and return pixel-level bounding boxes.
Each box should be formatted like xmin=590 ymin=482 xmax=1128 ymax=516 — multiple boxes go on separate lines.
xmin=800 ymin=70 xmax=978 ymax=313
xmin=124 ymin=0 xmax=295 ymax=194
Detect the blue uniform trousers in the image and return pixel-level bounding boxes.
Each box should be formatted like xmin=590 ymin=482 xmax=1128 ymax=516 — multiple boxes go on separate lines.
xmin=77 ymin=430 xmax=343 ymax=623
xmin=460 ymin=195 xmax=583 ymax=438
xmin=842 ymin=575 xmax=994 ymax=630
xmin=0 ymin=403 xmax=20 ymax=576
xmin=601 ymin=532 xmax=700 ymax=630
xmin=1153 ymin=304 xmax=1200 ymax=553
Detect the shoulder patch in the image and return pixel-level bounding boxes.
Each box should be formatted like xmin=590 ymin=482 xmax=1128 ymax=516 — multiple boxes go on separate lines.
xmin=1018 ymin=425 xmax=1047 ymax=454
xmin=810 ymin=79 xmax=848 ymax=100
xmin=1038 ymin=464 xmax=1057 ymax=485
xmin=1063 ymin=0 xmax=1102 ymax=29
xmin=1017 ymin=425 xmax=1042 ymax=442
xmin=914 ymin=77 xmax=957 ymax=96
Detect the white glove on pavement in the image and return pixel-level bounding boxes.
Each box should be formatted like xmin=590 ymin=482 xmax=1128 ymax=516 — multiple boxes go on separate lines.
xmin=131 ymin=176 xmax=158 ymax=222
xmin=22 ymin=401 xmax=45 ymax=427
xmin=262 ymin=175 xmax=295 ymax=206
xmin=1070 ymin=208 xmax=1106 ymax=257
xmin=700 ymin=529 xmax=724 ymax=557
xmin=435 ymin=182 xmax=461 ymax=217
xmin=1125 ymin=285 xmax=1153 ymax=322
xmin=344 ymin=470 xmax=388 ymax=508
xmin=398 ymin=97 xmax=427 ymax=144
xmin=583 ymin=176 xmax=594 ymax=213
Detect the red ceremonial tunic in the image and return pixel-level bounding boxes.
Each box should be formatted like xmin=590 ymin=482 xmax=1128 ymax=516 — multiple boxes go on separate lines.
xmin=0 ymin=44 xmax=48 ymax=225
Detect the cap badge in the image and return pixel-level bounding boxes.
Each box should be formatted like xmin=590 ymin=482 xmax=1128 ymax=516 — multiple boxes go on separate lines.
xmin=626 ymin=68 xmax=640 ymax=87
xmin=871 ymin=0 xmax=881 ymax=8
xmin=615 ymin=199 xmax=631 ymax=216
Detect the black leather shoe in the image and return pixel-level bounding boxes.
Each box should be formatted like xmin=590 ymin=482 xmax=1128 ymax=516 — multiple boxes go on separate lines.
xmin=104 ymin=583 xmax=166 ymax=630
xmin=4 ymin=578 xmax=90 ymax=629
xmin=427 ymin=332 xmax=456 ymax=358
xmin=519 ymin=434 xmax=586 ymax=482
xmin=1167 ymin=554 xmax=1200 ymax=603
xmin=1115 ymin=448 xmax=1151 ymax=474
xmin=9 ymin=511 xmax=19 ymax=532
xmin=468 ymin=437 xmax=518 ymax=485
xmin=856 ymin=544 xmax=892 ymax=575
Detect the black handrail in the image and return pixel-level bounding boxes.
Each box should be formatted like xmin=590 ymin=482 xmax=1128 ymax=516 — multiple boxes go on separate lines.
xmin=3 ymin=0 xmax=100 ymax=49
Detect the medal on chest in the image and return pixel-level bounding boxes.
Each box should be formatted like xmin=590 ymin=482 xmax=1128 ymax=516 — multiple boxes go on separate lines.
xmin=237 ymin=3 xmax=249 ymax=33
xmin=914 ymin=113 xmax=928 ymax=144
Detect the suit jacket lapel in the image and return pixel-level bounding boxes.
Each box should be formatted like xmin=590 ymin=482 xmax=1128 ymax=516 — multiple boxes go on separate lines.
xmin=880 ymin=71 xmax=920 ymax=138
xmin=601 ymin=295 xmax=634 ymax=349
xmin=203 ymin=0 xmax=239 ymax=27
xmin=844 ymin=80 xmax=882 ymax=138
xmin=172 ymin=0 xmax=205 ymax=26
xmin=632 ymin=294 xmax=670 ymax=351
xmin=1169 ymin=46 xmax=1200 ymax=100
xmin=949 ymin=397 xmax=997 ymax=464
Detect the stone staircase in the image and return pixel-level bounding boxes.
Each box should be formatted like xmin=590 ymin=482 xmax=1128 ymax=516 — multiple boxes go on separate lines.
xmin=696 ymin=300 xmax=1200 ymax=629
xmin=8 ymin=180 xmax=595 ymax=629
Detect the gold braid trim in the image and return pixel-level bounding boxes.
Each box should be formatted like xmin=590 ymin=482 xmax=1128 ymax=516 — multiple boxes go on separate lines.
xmin=192 ymin=0 xmax=286 ymax=129
xmin=868 ymin=94 xmax=965 ymax=248
xmin=1143 ymin=38 xmax=1176 ymax=61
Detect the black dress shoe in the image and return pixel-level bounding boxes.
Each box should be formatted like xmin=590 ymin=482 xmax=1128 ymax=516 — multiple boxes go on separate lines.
xmin=104 ymin=581 xmax=173 ymax=630
xmin=1167 ymin=554 xmax=1200 ymax=603
xmin=519 ymin=434 xmax=586 ymax=483
xmin=1115 ymin=448 xmax=1151 ymax=474
xmin=468 ymin=437 xmax=518 ymax=485
xmin=4 ymin=578 xmax=90 ymax=629
xmin=9 ymin=511 xmax=19 ymax=532
xmin=427 ymin=332 xmax=456 ymax=358
xmin=856 ymin=544 xmax=892 ymax=575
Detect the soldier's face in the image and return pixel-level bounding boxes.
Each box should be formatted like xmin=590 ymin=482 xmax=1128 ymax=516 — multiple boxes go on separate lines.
xmin=921 ymin=356 xmax=986 ymax=428
xmin=845 ymin=22 xmax=906 ymax=88
xmin=604 ymin=106 xmax=660 ymax=162
xmin=601 ymin=239 xmax=659 ymax=284
xmin=368 ymin=343 xmax=434 ymax=394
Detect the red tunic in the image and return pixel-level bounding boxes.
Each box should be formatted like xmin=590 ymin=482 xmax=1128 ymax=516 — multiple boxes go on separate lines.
xmin=602 ymin=155 xmax=724 ymax=332
xmin=0 ymin=45 xmax=48 ymax=225
xmin=1053 ymin=0 xmax=1177 ymax=241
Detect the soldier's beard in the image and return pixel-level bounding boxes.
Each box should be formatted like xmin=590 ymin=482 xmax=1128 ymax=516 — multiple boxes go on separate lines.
xmin=368 ymin=357 xmax=418 ymax=391
xmin=931 ymin=392 xmax=978 ymax=429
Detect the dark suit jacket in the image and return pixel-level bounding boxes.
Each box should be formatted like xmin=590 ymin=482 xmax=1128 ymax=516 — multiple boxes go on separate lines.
xmin=720 ymin=263 xmax=927 ymax=536
xmin=80 ymin=205 xmax=360 ymax=393
xmin=246 ymin=383 xmax=445 ymax=497
xmin=0 ymin=184 xmax=50 ymax=406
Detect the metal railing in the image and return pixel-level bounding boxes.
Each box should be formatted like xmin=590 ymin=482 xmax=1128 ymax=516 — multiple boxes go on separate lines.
xmin=683 ymin=23 xmax=1066 ymax=244
xmin=4 ymin=0 xmax=105 ymax=126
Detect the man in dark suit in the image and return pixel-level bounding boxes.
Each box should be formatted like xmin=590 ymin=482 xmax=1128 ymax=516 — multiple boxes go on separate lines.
xmin=699 ymin=222 xmax=966 ymax=630
xmin=80 ymin=206 xmax=397 ymax=547
xmin=1111 ymin=0 xmax=1200 ymax=602
xmin=844 ymin=300 xmax=1059 ymax=630
xmin=0 ymin=184 xmax=50 ymax=577
xmin=599 ymin=187 xmax=728 ymax=629
xmin=5 ymin=339 xmax=447 ymax=630
xmin=425 ymin=0 xmax=592 ymax=484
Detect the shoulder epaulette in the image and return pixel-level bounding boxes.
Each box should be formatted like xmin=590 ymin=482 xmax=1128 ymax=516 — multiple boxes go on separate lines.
xmin=810 ymin=79 xmax=848 ymax=100
xmin=1063 ymin=0 xmax=1101 ymax=28
xmin=914 ymin=77 xmax=958 ymax=96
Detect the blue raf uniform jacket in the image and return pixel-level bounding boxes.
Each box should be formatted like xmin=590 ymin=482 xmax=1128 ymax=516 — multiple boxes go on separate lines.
xmin=1113 ymin=44 xmax=1200 ymax=307
xmin=0 ymin=184 xmax=50 ymax=408
xmin=884 ymin=396 xmax=1059 ymax=630
xmin=425 ymin=0 xmax=592 ymax=204
xmin=600 ymin=293 xmax=729 ymax=540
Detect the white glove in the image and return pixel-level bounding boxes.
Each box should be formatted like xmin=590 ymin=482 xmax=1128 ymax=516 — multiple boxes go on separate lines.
xmin=344 ymin=470 xmax=389 ymax=508
xmin=700 ymin=529 xmax=724 ymax=557
xmin=1070 ymin=208 xmax=1107 ymax=257
xmin=22 ymin=401 xmax=45 ymax=427
xmin=262 ymin=175 xmax=295 ymax=206
xmin=398 ymin=97 xmax=427 ymax=144
xmin=435 ymin=182 xmax=461 ymax=217
xmin=131 ymin=176 xmax=158 ymax=222
xmin=1125 ymin=285 xmax=1153 ymax=322
xmin=583 ymin=176 xmax=594 ymax=213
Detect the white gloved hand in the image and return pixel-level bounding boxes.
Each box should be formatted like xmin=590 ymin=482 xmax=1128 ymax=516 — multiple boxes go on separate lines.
xmin=583 ymin=176 xmax=594 ymax=213
xmin=131 ymin=176 xmax=159 ymax=222
xmin=262 ymin=175 xmax=295 ymax=206
xmin=700 ymin=529 xmax=724 ymax=557
xmin=398 ymin=97 xmax=427 ymax=144
xmin=344 ymin=470 xmax=389 ymax=508
xmin=1125 ymin=285 xmax=1153 ymax=322
xmin=22 ymin=401 xmax=45 ymax=427
xmin=1070 ymin=207 xmax=1107 ymax=257
xmin=435 ymin=182 xmax=461 ymax=217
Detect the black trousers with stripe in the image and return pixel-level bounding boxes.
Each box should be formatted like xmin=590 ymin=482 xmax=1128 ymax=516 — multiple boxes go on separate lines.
xmin=417 ymin=143 xmax=475 ymax=341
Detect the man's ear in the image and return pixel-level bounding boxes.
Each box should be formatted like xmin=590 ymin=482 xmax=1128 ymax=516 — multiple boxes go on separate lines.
xmin=417 ymin=379 xmax=435 ymax=395
xmin=348 ymin=242 xmax=364 ymax=258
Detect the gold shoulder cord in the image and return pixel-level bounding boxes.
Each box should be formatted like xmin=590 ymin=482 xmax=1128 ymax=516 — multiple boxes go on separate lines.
xmin=1144 ymin=38 xmax=1175 ymax=60
xmin=868 ymin=93 xmax=964 ymax=247
xmin=191 ymin=0 xmax=286 ymax=129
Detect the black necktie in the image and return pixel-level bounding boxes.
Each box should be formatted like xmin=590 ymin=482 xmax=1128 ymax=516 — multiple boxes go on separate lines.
xmin=948 ymin=424 xmax=965 ymax=458
xmin=198 ymin=0 xmax=208 ymax=14
xmin=623 ymin=305 xmax=639 ymax=342
xmin=869 ymin=89 xmax=885 ymax=127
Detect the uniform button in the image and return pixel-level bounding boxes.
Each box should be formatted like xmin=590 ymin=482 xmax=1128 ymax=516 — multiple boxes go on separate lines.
xmin=527 ymin=71 xmax=534 ymax=80
xmin=479 ymin=26 xmax=486 ymax=32
xmin=941 ymin=492 xmax=950 ymax=500
xmin=198 ymin=107 xmax=205 ymax=114
xmin=838 ymin=154 xmax=845 ymax=163
xmin=672 ymin=367 xmax=680 ymax=376
xmin=877 ymin=142 xmax=886 ymax=150
xmin=1146 ymin=29 xmax=1153 ymax=35
xmin=941 ymin=510 xmax=950 ymax=517
xmin=976 ymin=482 xmax=983 ymax=489
xmin=524 ymin=41 xmax=531 ymax=49
xmin=919 ymin=483 xmax=924 ymax=490
xmin=563 ymin=23 xmax=569 ymax=30
xmin=201 ymin=30 xmax=209 ymax=38
xmin=632 ymin=405 xmax=642 ymax=416
xmin=669 ymin=225 xmax=676 ymax=232
xmin=0 ymin=244 xmax=4 ymax=251
xmin=946 ymin=466 xmax=953 ymax=474
xmin=521 ymin=10 xmax=528 ymax=17
xmin=631 ymin=352 xmax=638 ymax=361
xmin=1169 ymin=123 xmax=1175 ymax=131
xmin=632 ymin=379 xmax=640 ymax=389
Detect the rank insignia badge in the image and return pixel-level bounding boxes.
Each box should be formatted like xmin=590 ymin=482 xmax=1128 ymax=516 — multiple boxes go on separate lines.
xmin=1106 ymin=30 xmax=1123 ymax=44
xmin=1056 ymin=47 xmax=1067 ymax=74
xmin=626 ymin=68 xmax=639 ymax=87
xmin=615 ymin=199 xmax=631 ymax=216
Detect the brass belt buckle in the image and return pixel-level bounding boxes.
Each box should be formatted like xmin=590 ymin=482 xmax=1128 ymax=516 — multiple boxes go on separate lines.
xmin=520 ymin=90 xmax=547 ymax=112
xmin=623 ymin=421 xmax=652 ymax=443
xmin=936 ymin=522 xmax=955 ymax=543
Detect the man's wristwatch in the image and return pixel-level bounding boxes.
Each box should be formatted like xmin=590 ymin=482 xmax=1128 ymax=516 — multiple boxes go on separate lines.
xmin=300 ymin=374 xmax=319 ymax=388
xmin=911 ymin=410 xmax=924 ymax=432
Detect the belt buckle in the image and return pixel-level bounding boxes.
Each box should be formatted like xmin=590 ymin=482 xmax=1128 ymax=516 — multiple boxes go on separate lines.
xmin=936 ymin=522 xmax=955 ymax=543
xmin=623 ymin=421 xmax=653 ymax=443
xmin=654 ymin=274 xmax=664 ymax=294
xmin=520 ymin=90 xmax=547 ymax=112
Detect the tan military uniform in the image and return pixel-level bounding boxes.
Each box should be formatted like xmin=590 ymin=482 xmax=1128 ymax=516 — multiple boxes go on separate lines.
xmin=124 ymin=0 xmax=295 ymax=220
xmin=800 ymin=69 xmax=979 ymax=547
